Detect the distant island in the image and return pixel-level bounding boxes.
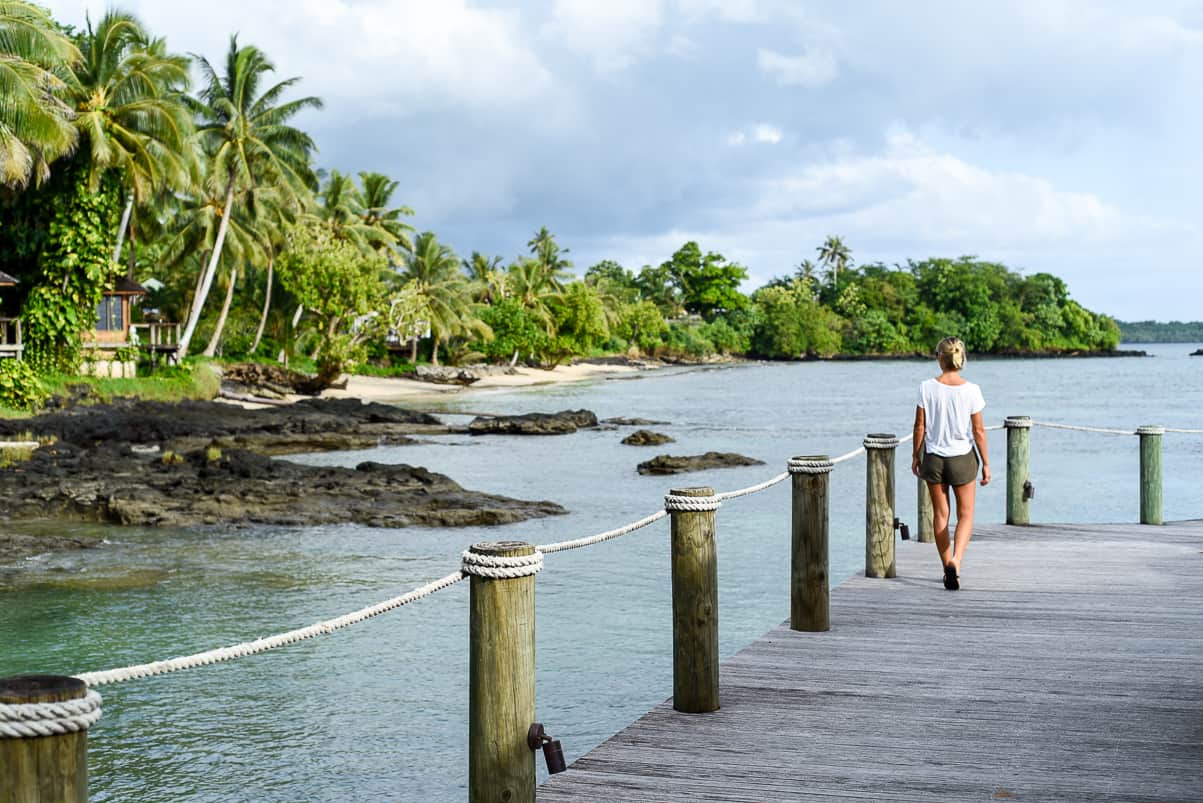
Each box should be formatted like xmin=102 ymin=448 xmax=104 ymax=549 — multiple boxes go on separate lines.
xmin=1116 ymin=320 xmax=1203 ymax=344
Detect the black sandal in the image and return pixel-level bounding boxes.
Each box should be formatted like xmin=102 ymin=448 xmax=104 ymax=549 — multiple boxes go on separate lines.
xmin=943 ymin=564 xmax=960 ymax=591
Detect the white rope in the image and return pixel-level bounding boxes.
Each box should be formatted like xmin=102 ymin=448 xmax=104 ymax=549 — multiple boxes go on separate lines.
xmin=716 ymin=472 xmax=788 ymax=500
xmin=664 ymin=493 xmax=722 ymax=512
xmin=76 ymin=570 xmax=466 ymax=687
xmin=1031 ymin=420 xmax=1135 ymax=436
xmin=538 ymin=510 xmax=667 ymax=553
xmin=0 ymin=690 xmax=102 ymax=738
xmin=461 ymin=549 xmax=543 ymax=579
xmin=787 ymin=458 xmax=834 ymax=475
xmin=1164 ymin=427 xmax=1203 ymax=434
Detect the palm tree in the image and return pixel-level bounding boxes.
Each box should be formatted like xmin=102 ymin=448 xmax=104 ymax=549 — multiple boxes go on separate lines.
xmin=0 ymin=0 xmax=79 ymax=188
xmin=401 ymin=231 xmax=487 ymax=365
xmin=816 ymin=236 xmax=851 ymax=289
xmin=358 ymin=170 xmax=414 ymax=254
xmin=66 ymin=11 xmax=194 ymax=261
xmin=507 ymin=256 xmax=560 ymax=334
xmin=463 ymin=251 xmax=505 ymax=303
xmin=177 ymin=35 xmax=321 ymax=357
xmin=527 ymin=226 xmax=573 ymax=291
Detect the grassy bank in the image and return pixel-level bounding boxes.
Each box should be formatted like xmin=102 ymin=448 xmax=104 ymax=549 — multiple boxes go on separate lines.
xmin=0 ymin=361 xmax=221 ymax=418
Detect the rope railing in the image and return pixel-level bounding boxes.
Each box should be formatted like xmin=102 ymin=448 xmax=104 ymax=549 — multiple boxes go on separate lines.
xmin=6 ymin=416 xmax=1199 ymax=797
xmin=36 ymin=417 xmax=1202 ymax=690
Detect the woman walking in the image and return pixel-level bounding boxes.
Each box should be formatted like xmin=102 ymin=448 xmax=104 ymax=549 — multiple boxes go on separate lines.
xmin=911 ymin=337 xmax=991 ymax=590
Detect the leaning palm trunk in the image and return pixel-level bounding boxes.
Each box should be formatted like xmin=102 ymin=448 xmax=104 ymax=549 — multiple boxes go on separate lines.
xmin=203 ymin=267 xmax=238 ymax=357
xmin=431 ymin=334 xmax=441 ymax=366
xmin=279 ymin=304 xmax=303 ymax=364
xmin=250 ymin=256 xmax=273 ymax=355
xmin=179 ymin=182 xmax=236 ymax=357
xmin=112 ymin=194 xmax=133 ymax=263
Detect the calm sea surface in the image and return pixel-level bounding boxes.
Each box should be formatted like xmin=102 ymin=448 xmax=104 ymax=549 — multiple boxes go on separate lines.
xmin=3 ymin=344 xmax=1201 ymax=801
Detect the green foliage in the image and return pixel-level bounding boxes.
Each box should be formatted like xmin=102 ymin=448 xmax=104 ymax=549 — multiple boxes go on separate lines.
xmin=749 ymin=281 xmax=843 ymax=358
xmin=0 ymin=358 xmax=48 ymax=411
xmin=549 ymin=282 xmax=609 ymax=356
xmin=10 ymin=155 xmax=122 ymax=373
xmin=661 ymin=241 xmax=748 ymax=320
xmin=161 ymin=450 xmax=184 ymax=465
xmin=615 ymin=299 xmax=668 ymax=353
xmin=474 ymin=297 xmax=547 ymax=362
xmin=205 ymin=446 xmax=222 ymax=462
xmin=1116 ymin=320 xmax=1203 ymax=344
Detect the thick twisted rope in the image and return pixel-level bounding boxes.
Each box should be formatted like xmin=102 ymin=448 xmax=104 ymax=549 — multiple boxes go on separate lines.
xmin=1163 ymin=427 xmax=1203 ymax=434
xmin=1031 ymin=420 xmax=1135 ymax=436
xmin=76 ymin=570 xmax=466 ymax=687
xmin=460 ymin=550 xmax=543 ymax=578
xmin=538 ymin=509 xmax=667 ymax=553
xmin=0 ymin=690 xmax=103 ymax=738
xmin=664 ymin=493 xmax=722 ymax=512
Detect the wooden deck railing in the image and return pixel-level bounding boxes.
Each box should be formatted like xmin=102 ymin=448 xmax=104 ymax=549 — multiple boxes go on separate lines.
xmin=0 ymin=317 xmax=23 ymax=361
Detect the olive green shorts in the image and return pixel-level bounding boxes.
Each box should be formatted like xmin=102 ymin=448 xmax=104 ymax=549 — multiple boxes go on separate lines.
xmin=920 ymin=449 xmax=980 ymax=487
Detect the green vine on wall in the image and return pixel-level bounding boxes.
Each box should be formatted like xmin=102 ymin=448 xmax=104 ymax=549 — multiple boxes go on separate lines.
xmin=18 ymin=157 xmax=122 ymax=374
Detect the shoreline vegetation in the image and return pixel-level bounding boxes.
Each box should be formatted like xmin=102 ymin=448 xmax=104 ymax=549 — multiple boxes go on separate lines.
xmin=1 ymin=5 xmax=1129 ymax=420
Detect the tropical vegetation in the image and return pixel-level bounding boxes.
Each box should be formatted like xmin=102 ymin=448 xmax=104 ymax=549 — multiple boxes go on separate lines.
xmin=0 ymin=4 xmax=1122 ymax=411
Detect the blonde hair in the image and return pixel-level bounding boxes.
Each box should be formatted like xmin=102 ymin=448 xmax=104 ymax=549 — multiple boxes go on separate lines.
xmin=936 ymin=337 xmax=966 ymax=371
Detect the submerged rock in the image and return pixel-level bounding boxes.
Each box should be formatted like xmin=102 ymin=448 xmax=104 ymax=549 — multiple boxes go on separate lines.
xmin=604 ymin=417 xmax=670 ymax=426
xmin=0 ymin=442 xmax=566 ymax=529
xmin=468 ymin=409 xmax=599 ymax=435
xmin=621 ymin=430 xmax=675 ymax=446
xmin=637 ymin=451 xmax=765 ymax=475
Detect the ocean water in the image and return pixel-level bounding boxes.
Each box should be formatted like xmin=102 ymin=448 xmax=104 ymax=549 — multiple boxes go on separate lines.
xmin=2 ymin=344 xmax=1201 ymax=801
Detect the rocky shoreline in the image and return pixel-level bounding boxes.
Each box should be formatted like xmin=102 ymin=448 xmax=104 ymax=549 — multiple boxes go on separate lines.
xmin=0 ymin=398 xmax=573 ymax=563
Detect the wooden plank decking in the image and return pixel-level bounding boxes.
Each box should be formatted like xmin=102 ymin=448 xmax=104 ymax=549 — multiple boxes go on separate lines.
xmin=540 ymin=521 xmax=1203 ymax=802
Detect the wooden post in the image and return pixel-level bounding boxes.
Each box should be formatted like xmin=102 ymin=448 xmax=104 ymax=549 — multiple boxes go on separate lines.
xmin=0 ymin=675 xmax=93 ymax=803
xmin=1137 ymin=425 xmax=1163 ymax=525
xmin=916 ymin=475 xmax=935 ymax=543
xmin=789 ymin=457 xmax=833 ymax=632
xmin=467 ymin=541 xmax=538 ymax=803
xmin=665 ymin=487 xmax=720 ymax=713
xmin=1005 ymin=416 xmax=1032 ymax=525
xmin=864 ymin=434 xmax=898 ymax=579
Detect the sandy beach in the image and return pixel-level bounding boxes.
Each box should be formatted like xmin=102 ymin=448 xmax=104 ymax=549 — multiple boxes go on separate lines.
xmin=317 ymin=362 xmax=645 ymax=404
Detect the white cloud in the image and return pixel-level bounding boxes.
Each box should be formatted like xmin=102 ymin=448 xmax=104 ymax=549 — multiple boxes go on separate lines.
xmin=727 ymin=123 xmax=784 ymax=146
xmin=543 ymin=0 xmax=665 ymax=73
xmin=47 ymin=0 xmax=556 ymax=111
xmin=757 ymin=46 xmax=838 ymax=88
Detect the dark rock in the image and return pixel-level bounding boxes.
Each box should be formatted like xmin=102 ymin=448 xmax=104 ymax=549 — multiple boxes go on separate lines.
xmin=1191 ymin=349 xmax=1203 ymax=356
xmin=0 ymin=442 xmax=565 ymax=529
xmin=222 ymin=362 xmax=332 ymax=396
xmin=603 ymin=417 xmax=670 ymax=426
xmin=0 ymin=398 xmax=446 ymax=453
xmin=0 ymin=531 xmax=103 ymax=565
xmin=637 ymin=451 xmax=765 ymax=475
xmin=468 ymin=409 xmax=598 ymax=435
xmin=622 ymin=430 xmax=675 ymax=446
xmin=413 ymin=365 xmax=480 ymax=385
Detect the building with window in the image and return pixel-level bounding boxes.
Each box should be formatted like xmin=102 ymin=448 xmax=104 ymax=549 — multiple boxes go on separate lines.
xmin=82 ymin=277 xmax=147 ymax=377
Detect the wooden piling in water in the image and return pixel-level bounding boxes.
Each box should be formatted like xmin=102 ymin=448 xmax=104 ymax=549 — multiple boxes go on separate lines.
xmin=1138 ymin=425 xmax=1163 ymax=525
xmin=789 ymin=457 xmax=833 ymax=632
xmin=467 ymin=541 xmax=537 ymax=803
xmin=1005 ymin=416 xmax=1032 ymax=525
xmin=0 ymin=675 xmax=91 ymax=803
xmin=864 ymin=435 xmax=898 ymax=579
xmin=916 ymin=476 xmax=934 ymax=543
xmin=666 ymin=487 xmax=720 ymax=713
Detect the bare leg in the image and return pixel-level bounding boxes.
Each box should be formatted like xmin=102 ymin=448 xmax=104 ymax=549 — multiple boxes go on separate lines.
xmin=949 ymin=480 xmax=977 ymax=573
xmin=927 ymin=482 xmax=952 ymax=567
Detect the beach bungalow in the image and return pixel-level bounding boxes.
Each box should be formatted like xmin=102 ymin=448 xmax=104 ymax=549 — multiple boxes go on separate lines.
xmin=0 ymin=271 xmax=22 ymax=361
xmin=81 ymin=276 xmax=147 ymax=377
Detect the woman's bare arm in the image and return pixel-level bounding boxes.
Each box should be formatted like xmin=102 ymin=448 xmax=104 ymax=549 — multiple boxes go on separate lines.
xmin=911 ymin=406 xmax=925 ymax=476
xmin=971 ymin=411 xmax=991 ymax=485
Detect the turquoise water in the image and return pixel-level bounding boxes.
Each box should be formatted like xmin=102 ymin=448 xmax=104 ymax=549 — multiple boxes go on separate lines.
xmin=2 ymin=345 xmax=1201 ymax=801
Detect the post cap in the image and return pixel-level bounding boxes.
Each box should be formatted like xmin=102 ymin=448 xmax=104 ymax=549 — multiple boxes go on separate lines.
xmin=1004 ymin=416 xmax=1032 ymax=429
xmin=1136 ymin=425 xmax=1165 ymax=436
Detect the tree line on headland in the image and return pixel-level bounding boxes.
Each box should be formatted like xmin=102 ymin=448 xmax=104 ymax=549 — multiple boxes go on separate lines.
xmin=0 ymin=4 xmax=1121 ymax=408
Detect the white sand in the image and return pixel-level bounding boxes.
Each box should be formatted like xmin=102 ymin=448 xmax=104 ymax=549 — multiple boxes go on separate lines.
xmin=311 ymin=362 xmax=643 ymax=404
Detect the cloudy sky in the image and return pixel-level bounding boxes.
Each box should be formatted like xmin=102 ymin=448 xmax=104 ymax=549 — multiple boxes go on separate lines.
xmin=47 ymin=0 xmax=1203 ymax=320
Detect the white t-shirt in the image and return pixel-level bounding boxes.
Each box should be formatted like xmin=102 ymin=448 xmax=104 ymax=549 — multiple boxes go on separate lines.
xmin=917 ymin=378 xmax=986 ymax=457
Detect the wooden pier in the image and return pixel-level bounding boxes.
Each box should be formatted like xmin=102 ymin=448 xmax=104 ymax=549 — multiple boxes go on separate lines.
xmin=540 ymin=520 xmax=1203 ymax=802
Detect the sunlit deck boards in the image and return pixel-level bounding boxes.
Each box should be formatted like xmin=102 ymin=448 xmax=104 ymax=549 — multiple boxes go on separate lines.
xmin=539 ymin=521 xmax=1203 ymax=802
